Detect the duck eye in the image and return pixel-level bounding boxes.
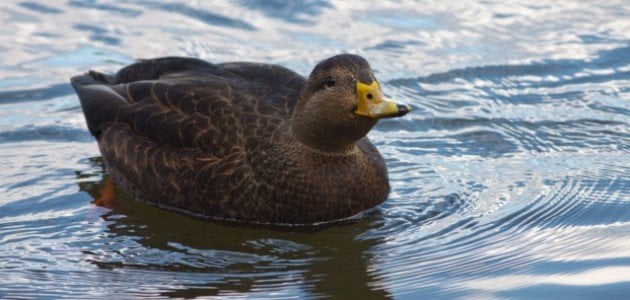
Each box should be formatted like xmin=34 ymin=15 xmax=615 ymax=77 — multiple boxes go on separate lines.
xmin=325 ymin=76 xmax=336 ymax=88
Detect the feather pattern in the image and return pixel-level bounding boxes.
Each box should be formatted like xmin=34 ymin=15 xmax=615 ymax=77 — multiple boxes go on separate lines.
xmin=71 ymin=55 xmax=396 ymax=224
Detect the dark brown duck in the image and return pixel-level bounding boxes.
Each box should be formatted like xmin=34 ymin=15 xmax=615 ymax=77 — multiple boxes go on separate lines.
xmin=71 ymin=54 xmax=411 ymax=224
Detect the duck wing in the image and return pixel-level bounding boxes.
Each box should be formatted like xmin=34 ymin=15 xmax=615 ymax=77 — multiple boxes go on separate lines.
xmin=71 ymin=57 xmax=305 ymax=157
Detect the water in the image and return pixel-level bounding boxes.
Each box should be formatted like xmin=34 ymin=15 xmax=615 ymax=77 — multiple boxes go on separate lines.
xmin=1 ymin=0 xmax=629 ymax=298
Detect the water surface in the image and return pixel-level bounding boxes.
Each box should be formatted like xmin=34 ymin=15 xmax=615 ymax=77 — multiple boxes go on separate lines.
xmin=1 ymin=1 xmax=629 ymax=299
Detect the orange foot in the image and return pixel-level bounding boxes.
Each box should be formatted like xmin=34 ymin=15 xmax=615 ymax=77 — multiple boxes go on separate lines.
xmin=93 ymin=178 xmax=116 ymax=208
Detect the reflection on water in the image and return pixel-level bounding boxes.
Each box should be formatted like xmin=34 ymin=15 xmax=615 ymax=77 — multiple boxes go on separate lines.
xmin=76 ymin=158 xmax=390 ymax=298
xmin=0 ymin=0 xmax=629 ymax=298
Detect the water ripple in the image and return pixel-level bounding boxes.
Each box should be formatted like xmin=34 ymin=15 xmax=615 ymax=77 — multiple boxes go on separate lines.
xmin=1 ymin=0 xmax=629 ymax=299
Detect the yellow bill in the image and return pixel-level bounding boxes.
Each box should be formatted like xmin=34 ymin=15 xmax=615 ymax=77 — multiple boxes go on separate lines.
xmin=355 ymin=81 xmax=411 ymax=118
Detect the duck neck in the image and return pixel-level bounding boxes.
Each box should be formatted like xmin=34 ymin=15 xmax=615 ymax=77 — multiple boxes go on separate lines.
xmin=289 ymin=121 xmax=358 ymax=155
xmin=288 ymin=92 xmax=378 ymax=155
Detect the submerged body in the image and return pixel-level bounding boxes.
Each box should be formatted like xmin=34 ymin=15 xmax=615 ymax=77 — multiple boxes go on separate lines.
xmin=71 ymin=55 xmax=410 ymax=224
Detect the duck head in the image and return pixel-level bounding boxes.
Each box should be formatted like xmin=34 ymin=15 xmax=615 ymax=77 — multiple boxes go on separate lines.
xmin=291 ymin=54 xmax=411 ymax=153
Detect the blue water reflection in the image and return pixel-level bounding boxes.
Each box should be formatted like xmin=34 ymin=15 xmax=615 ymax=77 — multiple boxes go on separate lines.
xmin=0 ymin=0 xmax=628 ymax=299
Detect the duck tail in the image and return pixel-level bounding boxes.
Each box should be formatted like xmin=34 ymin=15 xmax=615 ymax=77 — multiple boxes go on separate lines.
xmin=70 ymin=70 xmax=114 ymax=88
xmin=70 ymin=71 xmax=127 ymax=137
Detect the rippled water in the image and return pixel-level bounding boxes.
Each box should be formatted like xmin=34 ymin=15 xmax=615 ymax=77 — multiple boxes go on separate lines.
xmin=1 ymin=1 xmax=629 ymax=298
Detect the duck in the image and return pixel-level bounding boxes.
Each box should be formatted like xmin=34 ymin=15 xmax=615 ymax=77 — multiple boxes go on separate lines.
xmin=70 ymin=54 xmax=411 ymax=224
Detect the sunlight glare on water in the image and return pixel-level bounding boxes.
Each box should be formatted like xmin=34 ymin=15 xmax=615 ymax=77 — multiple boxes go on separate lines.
xmin=0 ymin=0 xmax=629 ymax=299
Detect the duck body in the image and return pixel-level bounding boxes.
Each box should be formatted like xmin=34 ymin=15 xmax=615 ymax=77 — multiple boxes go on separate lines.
xmin=71 ymin=55 xmax=409 ymax=224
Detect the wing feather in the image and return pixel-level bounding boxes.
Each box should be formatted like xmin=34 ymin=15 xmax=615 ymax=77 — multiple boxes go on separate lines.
xmin=73 ymin=57 xmax=306 ymax=158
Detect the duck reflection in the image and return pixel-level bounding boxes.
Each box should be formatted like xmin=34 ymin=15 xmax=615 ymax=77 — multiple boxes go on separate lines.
xmin=76 ymin=157 xmax=391 ymax=299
